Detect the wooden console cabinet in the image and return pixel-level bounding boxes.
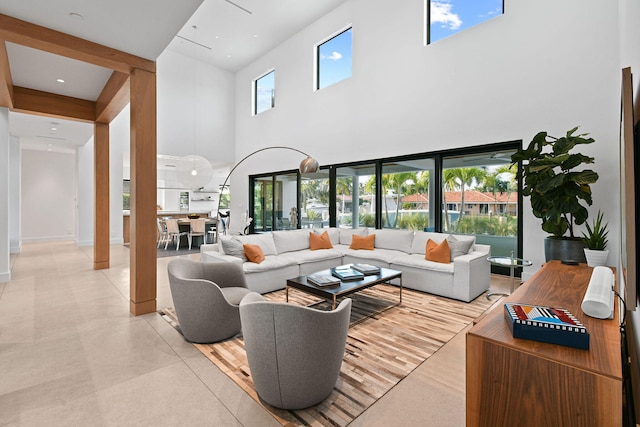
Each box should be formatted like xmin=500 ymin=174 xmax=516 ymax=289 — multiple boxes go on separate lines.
xmin=466 ymin=261 xmax=622 ymax=426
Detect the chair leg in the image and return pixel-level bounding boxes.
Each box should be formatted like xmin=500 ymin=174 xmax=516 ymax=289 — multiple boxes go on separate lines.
xmin=165 ymin=234 xmax=170 ymax=250
xmin=188 ymin=235 xmax=192 ymax=250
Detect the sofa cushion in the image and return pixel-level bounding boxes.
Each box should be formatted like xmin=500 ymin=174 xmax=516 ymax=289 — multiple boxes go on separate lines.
xmin=219 ymin=237 xmax=248 ymax=261
xmin=391 ymin=253 xmax=455 ymax=274
xmin=411 ymin=231 xmax=449 ymax=254
xmin=309 ymin=231 xmax=333 ymax=250
xmin=244 ymin=244 xmax=265 ymax=264
xmin=373 ymin=228 xmax=414 ymax=253
xmin=447 ymin=234 xmax=474 ymax=259
xmin=350 ymin=234 xmax=375 ymax=250
xmin=339 ymin=228 xmax=368 ymax=245
xmin=426 ymin=239 xmax=451 ymax=263
xmin=272 ymin=229 xmax=310 ymax=254
xmin=236 ymin=233 xmax=278 ymax=256
xmin=242 ymin=255 xmax=298 ymax=273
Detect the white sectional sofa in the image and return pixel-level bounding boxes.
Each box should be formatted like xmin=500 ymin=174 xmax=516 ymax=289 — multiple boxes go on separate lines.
xmin=200 ymin=227 xmax=491 ymax=302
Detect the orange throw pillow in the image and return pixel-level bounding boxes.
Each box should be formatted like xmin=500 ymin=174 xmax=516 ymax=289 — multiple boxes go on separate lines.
xmin=243 ymin=244 xmax=265 ymax=264
xmin=309 ymin=231 xmax=333 ymax=250
xmin=350 ymin=234 xmax=375 ymax=250
xmin=426 ymin=239 xmax=451 ymax=263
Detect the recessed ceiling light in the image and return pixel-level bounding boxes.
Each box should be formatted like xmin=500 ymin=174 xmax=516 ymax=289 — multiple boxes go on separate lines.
xmin=226 ymin=54 xmax=232 ymax=58
xmin=69 ymin=12 xmax=84 ymax=21
xmin=215 ymin=35 xmax=220 ymax=39
xmin=56 ymin=78 xmax=65 ymax=83
xmin=51 ymin=127 xmax=57 ymax=131
xmin=253 ymin=34 xmax=259 ymax=38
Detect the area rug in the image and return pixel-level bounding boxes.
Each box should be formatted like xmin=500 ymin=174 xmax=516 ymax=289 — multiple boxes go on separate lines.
xmin=160 ymin=285 xmax=496 ymax=426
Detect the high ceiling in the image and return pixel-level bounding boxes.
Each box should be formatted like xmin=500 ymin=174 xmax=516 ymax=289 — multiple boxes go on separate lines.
xmin=0 ymin=0 xmax=345 ymax=153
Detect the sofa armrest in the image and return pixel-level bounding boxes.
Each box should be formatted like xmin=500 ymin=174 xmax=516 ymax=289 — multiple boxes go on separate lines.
xmin=201 ymin=250 xmax=243 ymax=265
xmin=200 ymin=243 xmax=219 ymax=253
xmin=452 ymin=244 xmax=491 ymax=301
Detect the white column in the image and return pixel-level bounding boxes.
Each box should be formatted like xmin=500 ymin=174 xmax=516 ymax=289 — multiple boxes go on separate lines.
xmin=0 ymin=108 xmax=10 ymax=282
xmin=9 ymin=134 xmax=20 ymax=254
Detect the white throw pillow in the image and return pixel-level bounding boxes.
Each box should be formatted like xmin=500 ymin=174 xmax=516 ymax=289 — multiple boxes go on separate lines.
xmin=447 ymin=234 xmax=474 ymax=259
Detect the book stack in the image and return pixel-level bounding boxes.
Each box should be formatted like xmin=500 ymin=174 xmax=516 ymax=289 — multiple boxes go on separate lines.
xmin=503 ymin=302 xmax=590 ymax=350
xmin=351 ymin=263 xmax=381 ymax=275
xmin=331 ymin=266 xmax=365 ymax=281
xmin=307 ymin=274 xmax=340 ymax=287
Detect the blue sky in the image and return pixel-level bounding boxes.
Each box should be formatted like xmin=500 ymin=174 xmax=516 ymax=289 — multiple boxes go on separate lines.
xmin=318 ymin=28 xmax=352 ymax=89
xmin=255 ymin=70 xmax=275 ymax=114
xmin=429 ymin=0 xmax=503 ymax=43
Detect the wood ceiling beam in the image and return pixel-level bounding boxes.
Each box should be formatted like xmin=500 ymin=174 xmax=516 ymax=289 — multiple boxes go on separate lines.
xmin=13 ymin=86 xmax=95 ymax=122
xmin=0 ymin=14 xmax=155 ymax=75
xmin=0 ymin=41 xmax=13 ymax=108
xmin=96 ymin=71 xmax=130 ymax=124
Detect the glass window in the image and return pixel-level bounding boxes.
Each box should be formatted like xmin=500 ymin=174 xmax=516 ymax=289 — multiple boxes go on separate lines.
xmin=254 ymin=70 xmax=275 ymax=115
xmin=274 ymin=172 xmax=298 ymax=230
xmin=426 ymin=0 xmax=503 ymax=44
xmin=442 ymin=149 xmax=518 ymax=260
xmin=123 ymin=179 xmax=130 ymax=209
xmin=381 ymin=158 xmax=435 ymax=230
xmin=253 ymin=178 xmax=273 ymax=232
xmin=336 ymin=164 xmax=376 ymax=228
xmin=316 ymin=27 xmax=352 ymax=90
xmin=301 ymin=169 xmax=330 ymax=228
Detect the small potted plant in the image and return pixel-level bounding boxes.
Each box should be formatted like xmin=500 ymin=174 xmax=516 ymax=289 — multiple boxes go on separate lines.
xmin=581 ymin=210 xmax=609 ymax=267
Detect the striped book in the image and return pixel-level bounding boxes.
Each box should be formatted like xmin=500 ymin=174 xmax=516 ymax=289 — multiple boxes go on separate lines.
xmin=503 ymin=302 xmax=590 ymax=350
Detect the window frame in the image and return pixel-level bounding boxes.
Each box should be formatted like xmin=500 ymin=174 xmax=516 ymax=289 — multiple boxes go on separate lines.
xmin=424 ymin=0 xmax=505 ymax=45
xmin=252 ymin=69 xmax=275 ymax=115
xmin=314 ymin=25 xmax=353 ymax=91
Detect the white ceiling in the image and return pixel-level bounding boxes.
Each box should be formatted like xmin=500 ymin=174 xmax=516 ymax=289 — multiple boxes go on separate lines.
xmin=1 ymin=0 xmax=346 ymax=154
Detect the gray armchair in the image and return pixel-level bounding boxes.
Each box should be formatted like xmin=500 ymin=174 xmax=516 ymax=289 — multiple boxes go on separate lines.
xmin=167 ymin=259 xmax=251 ymax=343
xmin=239 ymin=292 xmax=352 ymax=409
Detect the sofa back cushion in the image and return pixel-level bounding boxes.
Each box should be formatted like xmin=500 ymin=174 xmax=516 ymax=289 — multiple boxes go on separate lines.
xmin=373 ymin=229 xmax=414 ymax=253
xmin=272 ymin=229 xmax=310 ymax=254
xmin=219 ymin=236 xmax=248 ymax=261
xmin=236 ymin=233 xmax=278 ymax=256
xmin=447 ymin=234 xmax=475 ymax=259
xmin=339 ymin=228 xmax=368 ymax=245
xmin=317 ymin=227 xmax=341 ymax=245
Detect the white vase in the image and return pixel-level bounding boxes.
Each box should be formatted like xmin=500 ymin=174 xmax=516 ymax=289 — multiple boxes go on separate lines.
xmin=584 ymin=249 xmax=609 ymax=267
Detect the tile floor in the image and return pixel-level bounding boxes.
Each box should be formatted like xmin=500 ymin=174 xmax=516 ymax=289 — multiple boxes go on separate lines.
xmin=0 ymin=242 xmax=510 ymax=426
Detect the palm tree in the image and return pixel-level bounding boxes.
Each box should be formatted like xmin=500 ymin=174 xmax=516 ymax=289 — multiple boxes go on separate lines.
xmin=386 ymin=172 xmax=417 ymax=228
xmin=442 ymin=170 xmax=459 ymax=231
xmin=443 ymin=167 xmax=486 ymax=231
xmin=336 ymin=176 xmax=352 ymax=218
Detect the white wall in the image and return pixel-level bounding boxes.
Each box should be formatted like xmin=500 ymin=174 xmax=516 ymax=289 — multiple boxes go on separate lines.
xmin=232 ymin=0 xmax=623 ymax=278
xmin=76 ymin=137 xmax=94 ymax=246
xmin=21 ymin=149 xmax=76 ymax=242
xmin=9 ymin=134 xmax=20 ymax=254
xmin=0 ymin=108 xmax=9 ymax=282
xmin=157 ymin=49 xmax=236 ymax=166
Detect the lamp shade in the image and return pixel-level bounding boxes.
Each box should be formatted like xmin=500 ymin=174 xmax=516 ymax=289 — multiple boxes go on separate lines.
xmin=299 ymin=156 xmax=320 ymax=174
xmin=177 ymin=155 xmax=214 ymax=189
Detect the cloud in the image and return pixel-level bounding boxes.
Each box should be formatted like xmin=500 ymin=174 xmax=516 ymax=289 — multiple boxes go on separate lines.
xmin=431 ymin=1 xmax=462 ymax=30
xmin=321 ymin=51 xmax=343 ymax=61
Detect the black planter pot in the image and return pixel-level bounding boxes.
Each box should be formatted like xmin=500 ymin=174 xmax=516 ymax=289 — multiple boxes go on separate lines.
xmin=544 ymin=237 xmax=587 ymax=263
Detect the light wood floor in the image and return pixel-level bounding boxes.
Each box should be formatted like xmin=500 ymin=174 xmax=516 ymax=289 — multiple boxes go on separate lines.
xmin=0 ymin=242 xmax=511 ymax=426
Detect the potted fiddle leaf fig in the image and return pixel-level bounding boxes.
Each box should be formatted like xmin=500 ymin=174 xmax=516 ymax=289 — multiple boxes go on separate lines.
xmin=581 ymin=210 xmax=609 ymax=267
xmin=511 ymin=126 xmax=599 ymax=262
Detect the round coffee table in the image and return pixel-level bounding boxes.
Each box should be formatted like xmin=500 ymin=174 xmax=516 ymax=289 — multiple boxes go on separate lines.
xmin=486 ymin=253 xmax=532 ymax=299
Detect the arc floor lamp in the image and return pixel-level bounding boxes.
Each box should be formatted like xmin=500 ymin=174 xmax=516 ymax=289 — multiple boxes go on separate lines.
xmin=214 ymin=146 xmax=319 ymax=241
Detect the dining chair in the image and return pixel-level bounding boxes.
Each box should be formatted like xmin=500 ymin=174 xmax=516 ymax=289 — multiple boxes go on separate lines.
xmin=207 ymin=222 xmax=217 ymax=244
xmin=188 ymin=218 xmax=207 ymax=250
xmin=156 ymin=218 xmax=168 ymax=248
xmin=165 ymin=218 xmax=188 ymax=250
